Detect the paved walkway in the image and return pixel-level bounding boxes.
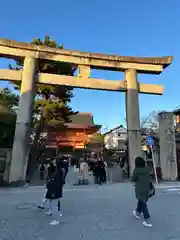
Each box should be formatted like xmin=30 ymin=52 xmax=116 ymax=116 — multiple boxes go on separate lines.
xmin=0 ymin=183 xmax=180 ymax=240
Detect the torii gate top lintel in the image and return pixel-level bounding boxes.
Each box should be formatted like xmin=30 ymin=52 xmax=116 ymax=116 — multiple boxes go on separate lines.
xmin=0 ymin=38 xmax=172 ymax=74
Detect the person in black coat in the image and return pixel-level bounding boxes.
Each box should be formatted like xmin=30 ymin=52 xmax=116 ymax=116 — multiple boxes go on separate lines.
xmin=62 ymin=156 xmax=69 ymax=182
xmin=93 ymin=161 xmax=99 ymax=184
xmin=57 ymin=156 xmax=69 ymax=213
xmin=39 ymin=164 xmax=45 ymax=180
xmin=98 ymin=160 xmax=106 ymax=184
xmin=47 ymin=162 xmax=56 ymax=180
xmin=36 ymin=162 xmax=56 ymax=211
xmin=94 ymin=160 xmax=105 ymax=185
xmin=46 ymin=160 xmax=65 ymax=225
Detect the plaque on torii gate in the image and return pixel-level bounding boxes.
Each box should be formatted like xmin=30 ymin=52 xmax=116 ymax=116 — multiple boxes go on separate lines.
xmin=0 ymin=38 xmax=172 ymax=183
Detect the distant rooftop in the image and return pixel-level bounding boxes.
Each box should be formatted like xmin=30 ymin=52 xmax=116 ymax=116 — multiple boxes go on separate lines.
xmin=66 ymin=112 xmax=101 ymax=130
xmin=103 ymin=125 xmax=125 ymax=135
xmin=70 ymin=113 xmax=95 ymax=126
xmin=173 ymin=108 xmax=180 ymax=115
xmin=103 ymin=125 xmax=157 ymax=136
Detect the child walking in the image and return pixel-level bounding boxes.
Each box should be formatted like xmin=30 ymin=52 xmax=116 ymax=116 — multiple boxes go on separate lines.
xmin=132 ymin=156 xmax=153 ymax=228
xmin=45 ymin=160 xmax=64 ymax=225
xmin=37 ymin=161 xmax=63 ymax=217
xmin=36 ymin=162 xmax=56 ymax=214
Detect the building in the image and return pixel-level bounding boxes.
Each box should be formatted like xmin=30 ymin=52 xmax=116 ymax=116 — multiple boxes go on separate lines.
xmin=103 ymin=125 xmax=127 ymax=151
xmin=46 ymin=113 xmax=102 ymax=152
xmin=173 ymin=108 xmax=180 ymax=132
xmin=103 ymin=124 xmax=159 ymax=157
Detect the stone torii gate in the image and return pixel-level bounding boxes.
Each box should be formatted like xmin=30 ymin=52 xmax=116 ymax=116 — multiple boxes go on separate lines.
xmin=0 ymin=39 xmax=172 ymax=184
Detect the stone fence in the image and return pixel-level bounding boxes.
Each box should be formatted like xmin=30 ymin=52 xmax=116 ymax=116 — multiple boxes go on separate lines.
xmin=0 ymin=148 xmax=12 ymax=185
xmin=32 ymin=165 xmax=124 ymax=186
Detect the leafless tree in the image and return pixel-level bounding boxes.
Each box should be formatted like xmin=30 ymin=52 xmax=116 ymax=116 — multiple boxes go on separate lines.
xmin=140 ymin=111 xmax=160 ymax=131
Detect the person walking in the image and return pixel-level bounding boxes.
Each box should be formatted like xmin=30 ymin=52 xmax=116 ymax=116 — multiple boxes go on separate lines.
xmin=102 ymin=160 xmax=107 ymax=183
xmin=36 ymin=162 xmax=56 ymax=212
xmin=93 ymin=161 xmax=99 ymax=184
xmin=62 ymin=156 xmax=69 ymax=181
xmin=45 ymin=160 xmax=65 ymax=225
xmin=57 ymin=156 xmax=68 ymax=214
xmin=132 ymin=156 xmax=153 ymax=228
xmin=47 ymin=162 xmax=56 ymax=181
xmin=39 ymin=164 xmax=45 ymax=180
xmin=95 ymin=160 xmax=104 ymax=185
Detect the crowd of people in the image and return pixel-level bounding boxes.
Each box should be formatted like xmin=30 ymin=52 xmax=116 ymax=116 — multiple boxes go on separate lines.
xmin=36 ymin=155 xmax=155 ymax=228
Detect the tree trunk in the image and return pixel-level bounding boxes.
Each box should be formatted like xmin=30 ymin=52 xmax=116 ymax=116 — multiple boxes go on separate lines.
xmin=26 ymin=117 xmax=44 ymax=182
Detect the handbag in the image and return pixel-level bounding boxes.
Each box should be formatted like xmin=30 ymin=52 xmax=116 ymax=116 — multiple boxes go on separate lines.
xmin=148 ymin=181 xmax=155 ymax=198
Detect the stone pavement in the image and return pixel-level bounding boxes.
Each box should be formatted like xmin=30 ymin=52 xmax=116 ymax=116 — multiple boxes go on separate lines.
xmin=1 ymin=183 xmax=180 ymax=240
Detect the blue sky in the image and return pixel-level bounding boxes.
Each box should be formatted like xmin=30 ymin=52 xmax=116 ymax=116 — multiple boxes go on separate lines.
xmin=0 ymin=0 xmax=179 ymax=131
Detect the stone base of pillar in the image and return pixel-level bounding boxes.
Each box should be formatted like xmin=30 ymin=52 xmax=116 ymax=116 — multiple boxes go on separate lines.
xmin=161 ymin=162 xmax=177 ymax=181
xmin=8 ymin=123 xmax=29 ymax=184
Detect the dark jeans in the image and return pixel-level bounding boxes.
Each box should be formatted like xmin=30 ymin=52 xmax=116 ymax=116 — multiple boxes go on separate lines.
xmin=136 ymin=199 xmax=150 ymax=220
xmin=102 ymin=170 xmax=106 ymax=183
xmin=58 ymin=199 xmax=60 ymax=211
xmin=95 ymin=175 xmax=103 ymax=185
xmin=40 ymin=172 xmax=44 ymax=180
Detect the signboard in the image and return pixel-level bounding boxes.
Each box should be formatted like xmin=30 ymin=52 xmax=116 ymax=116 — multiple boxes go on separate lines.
xmin=146 ymin=135 xmax=154 ymax=146
xmin=145 ymin=135 xmax=158 ymax=184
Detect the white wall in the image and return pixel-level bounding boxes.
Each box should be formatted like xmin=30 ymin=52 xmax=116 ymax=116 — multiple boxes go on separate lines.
xmin=104 ymin=127 xmax=127 ymax=149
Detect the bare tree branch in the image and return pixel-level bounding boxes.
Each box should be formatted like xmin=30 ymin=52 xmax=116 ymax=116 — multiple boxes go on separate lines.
xmin=140 ymin=111 xmax=160 ymax=131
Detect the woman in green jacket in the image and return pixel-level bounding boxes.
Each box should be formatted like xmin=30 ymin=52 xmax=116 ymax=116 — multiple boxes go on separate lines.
xmin=132 ymin=156 xmax=152 ymax=228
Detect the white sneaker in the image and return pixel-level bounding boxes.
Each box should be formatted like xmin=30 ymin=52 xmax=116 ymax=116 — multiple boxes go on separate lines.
xmin=49 ymin=220 xmax=60 ymax=225
xmin=59 ymin=212 xmax=63 ymax=217
xmin=133 ymin=210 xmax=140 ymax=219
xmin=143 ymin=221 xmax=152 ymax=228
xmin=46 ymin=211 xmax=52 ymax=216
xmin=36 ymin=204 xmax=44 ymax=210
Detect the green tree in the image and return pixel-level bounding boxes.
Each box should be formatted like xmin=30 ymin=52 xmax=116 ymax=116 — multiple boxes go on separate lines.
xmin=0 ymin=88 xmax=19 ymax=111
xmin=89 ymin=133 xmax=104 ymax=143
xmin=10 ymin=36 xmax=76 ymax=180
xmin=0 ymin=88 xmax=19 ymax=148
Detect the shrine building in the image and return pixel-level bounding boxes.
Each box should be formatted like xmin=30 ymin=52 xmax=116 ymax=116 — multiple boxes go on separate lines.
xmin=46 ymin=113 xmax=102 ymax=153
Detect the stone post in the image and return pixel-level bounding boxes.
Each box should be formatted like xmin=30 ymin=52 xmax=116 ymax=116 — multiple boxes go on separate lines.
xmin=9 ymin=57 xmax=37 ymax=184
xmin=159 ymin=112 xmax=177 ymax=180
xmin=125 ymin=69 xmax=142 ymax=176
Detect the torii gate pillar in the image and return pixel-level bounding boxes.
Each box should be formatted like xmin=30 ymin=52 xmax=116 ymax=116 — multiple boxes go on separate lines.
xmin=8 ymin=57 xmax=37 ymax=184
xmin=158 ymin=111 xmax=177 ymax=180
xmin=125 ymin=69 xmax=142 ymax=175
